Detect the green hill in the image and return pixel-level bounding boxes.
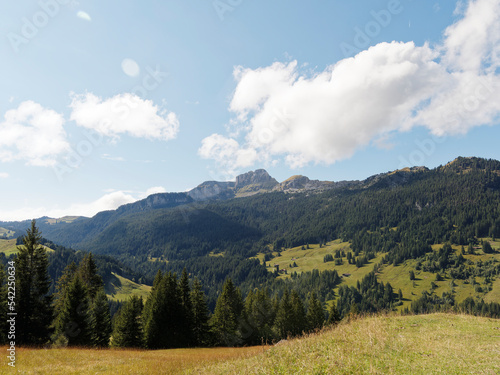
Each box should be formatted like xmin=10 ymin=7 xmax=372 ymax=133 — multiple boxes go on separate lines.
xmin=193 ymin=313 xmax=500 ymax=375
xmin=105 ymin=272 xmax=151 ymax=301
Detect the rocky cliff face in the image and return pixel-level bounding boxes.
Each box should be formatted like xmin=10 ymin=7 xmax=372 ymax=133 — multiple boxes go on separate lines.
xmin=235 ymin=169 xmax=278 ymax=189
xmin=188 ymin=169 xmax=279 ymax=200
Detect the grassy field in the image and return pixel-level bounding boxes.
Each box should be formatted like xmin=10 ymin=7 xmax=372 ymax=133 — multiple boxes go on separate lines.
xmin=193 ymin=313 xmax=500 ymax=375
xmin=261 ymin=240 xmax=386 ymax=288
xmin=6 ymin=314 xmax=497 ymax=374
xmin=259 ymin=239 xmax=500 ymax=311
xmin=0 ymin=239 xmax=55 ymax=256
xmin=105 ymin=272 xmax=152 ymax=302
xmin=0 ymin=239 xmax=18 ymax=256
xmin=4 ymin=345 xmax=269 ymax=374
xmin=0 ymin=227 xmax=15 ymax=238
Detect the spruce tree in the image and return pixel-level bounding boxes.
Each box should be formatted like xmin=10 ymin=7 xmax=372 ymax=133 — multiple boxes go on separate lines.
xmin=54 ymin=274 xmax=92 ymax=346
xmin=78 ymin=253 xmax=103 ymax=301
xmin=53 ymin=262 xmax=78 ymax=317
xmin=290 ymin=290 xmax=307 ymax=336
xmin=90 ymin=289 xmax=112 ymax=347
xmin=273 ymin=289 xmax=293 ymax=339
xmin=326 ymin=301 xmax=341 ymax=325
xmin=143 ymin=272 xmax=183 ymax=349
xmin=190 ymin=277 xmax=210 ymax=346
xmin=16 ymin=220 xmax=53 ymax=345
xmin=112 ymin=295 xmax=143 ymax=348
xmin=306 ymin=292 xmax=325 ymax=331
xmin=179 ymin=268 xmax=194 ymax=347
xmin=142 ymin=271 xmax=162 ymax=348
xmin=210 ymin=278 xmax=243 ymax=346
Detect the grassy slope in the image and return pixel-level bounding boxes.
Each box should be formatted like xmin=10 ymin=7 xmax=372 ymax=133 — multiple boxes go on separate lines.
xmin=260 ymin=240 xmax=386 ymax=288
xmin=0 ymin=226 xmax=15 ymax=238
xmin=105 ymin=272 xmax=151 ymax=302
xmin=9 ymin=346 xmax=269 ymax=375
xmin=260 ymin=240 xmax=500 ymax=310
xmin=0 ymin=239 xmax=55 ymax=256
xmin=193 ymin=313 xmax=500 ymax=375
xmin=0 ymin=239 xmax=18 ymax=256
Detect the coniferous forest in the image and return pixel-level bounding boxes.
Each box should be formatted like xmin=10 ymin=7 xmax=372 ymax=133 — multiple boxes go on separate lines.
xmin=1 ymin=157 xmax=500 ymax=348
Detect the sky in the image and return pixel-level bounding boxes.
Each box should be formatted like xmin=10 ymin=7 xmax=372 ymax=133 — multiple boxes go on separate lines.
xmin=1 ymin=0 xmax=500 ymax=221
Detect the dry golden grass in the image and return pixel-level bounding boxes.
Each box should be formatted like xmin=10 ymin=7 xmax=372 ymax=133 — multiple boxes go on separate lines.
xmin=192 ymin=313 xmax=500 ymax=375
xmin=3 ymin=345 xmax=269 ymax=374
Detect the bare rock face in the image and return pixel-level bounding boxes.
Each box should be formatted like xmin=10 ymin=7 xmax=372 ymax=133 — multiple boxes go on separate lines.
xmin=274 ymin=175 xmax=337 ymax=192
xmin=235 ymin=169 xmax=278 ymax=189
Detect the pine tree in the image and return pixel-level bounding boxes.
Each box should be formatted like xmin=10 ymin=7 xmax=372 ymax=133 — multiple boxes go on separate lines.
xmin=16 ymin=220 xmax=53 ymax=345
xmin=210 ymin=278 xmax=243 ymax=346
xmin=112 ymin=295 xmax=143 ymax=348
xmin=190 ymin=277 xmax=210 ymax=346
xmin=306 ymin=292 xmax=325 ymax=331
xmin=90 ymin=289 xmax=112 ymax=347
xmin=54 ymin=274 xmax=92 ymax=346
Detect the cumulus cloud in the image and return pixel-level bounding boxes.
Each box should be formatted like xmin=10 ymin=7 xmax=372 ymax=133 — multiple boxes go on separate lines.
xmin=70 ymin=93 xmax=180 ymax=141
xmin=199 ymin=134 xmax=258 ymax=176
xmin=200 ymin=0 xmax=500 ymax=170
xmin=0 ymin=187 xmax=168 ymax=221
xmin=0 ymin=101 xmax=70 ymax=166
xmin=0 ymin=172 xmax=8 ymax=178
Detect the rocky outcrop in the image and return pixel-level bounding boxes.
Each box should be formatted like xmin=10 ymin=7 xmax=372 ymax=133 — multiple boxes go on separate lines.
xmin=235 ymin=169 xmax=278 ymax=190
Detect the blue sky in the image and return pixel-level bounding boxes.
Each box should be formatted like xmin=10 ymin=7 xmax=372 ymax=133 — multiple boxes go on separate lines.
xmin=1 ymin=0 xmax=500 ymax=220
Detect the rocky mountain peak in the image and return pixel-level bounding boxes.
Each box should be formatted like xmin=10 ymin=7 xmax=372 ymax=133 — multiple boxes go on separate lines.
xmin=235 ymin=169 xmax=278 ymax=189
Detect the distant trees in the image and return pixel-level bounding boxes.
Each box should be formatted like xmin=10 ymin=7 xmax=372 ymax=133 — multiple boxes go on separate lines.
xmin=482 ymin=241 xmax=494 ymax=254
xmin=409 ymin=270 xmax=415 ymax=281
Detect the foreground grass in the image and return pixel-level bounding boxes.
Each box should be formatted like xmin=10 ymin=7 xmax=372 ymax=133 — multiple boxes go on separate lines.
xmin=192 ymin=313 xmax=500 ymax=375
xmin=4 ymin=346 xmax=268 ymax=374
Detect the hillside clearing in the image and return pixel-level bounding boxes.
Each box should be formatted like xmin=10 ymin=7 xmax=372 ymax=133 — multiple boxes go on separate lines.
xmin=105 ymin=272 xmax=152 ymax=302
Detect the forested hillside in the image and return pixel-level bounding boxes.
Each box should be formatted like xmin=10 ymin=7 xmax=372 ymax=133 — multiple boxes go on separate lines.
xmin=2 ymin=157 xmax=500 ymax=312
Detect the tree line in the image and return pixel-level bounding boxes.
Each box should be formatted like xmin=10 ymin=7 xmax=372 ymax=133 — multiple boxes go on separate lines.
xmin=1 ymin=221 xmax=344 ymax=348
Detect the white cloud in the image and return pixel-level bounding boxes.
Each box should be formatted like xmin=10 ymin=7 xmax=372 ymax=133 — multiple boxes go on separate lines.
xmin=0 ymin=101 xmax=70 ymax=166
xmin=0 ymin=172 xmax=8 ymax=178
xmin=77 ymin=11 xmax=92 ymax=22
xmin=101 ymin=154 xmax=125 ymax=162
xmin=142 ymin=186 xmax=167 ymax=197
xmin=0 ymin=187 xmax=169 ymax=221
xmin=199 ymin=133 xmax=258 ymax=175
xmin=200 ymin=0 xmax=500 ymax=169
xmin=70 ymin=93 xmax=180 ymax=141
